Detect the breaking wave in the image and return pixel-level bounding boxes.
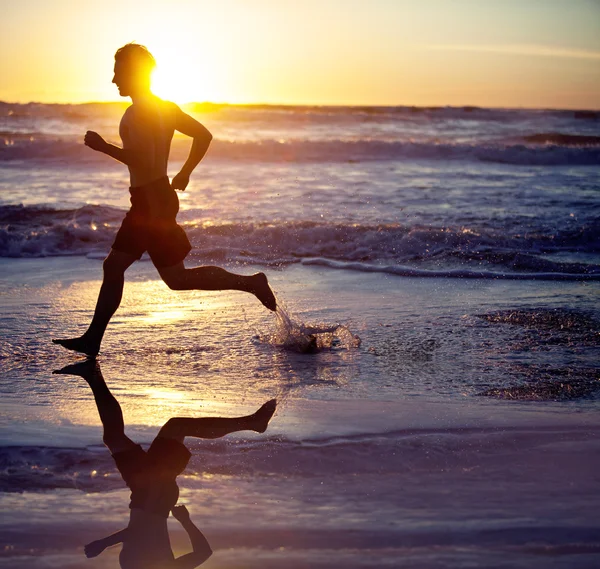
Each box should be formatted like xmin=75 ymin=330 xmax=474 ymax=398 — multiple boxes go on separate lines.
xmin=3 ymin=423 xmax=598 ymax=492
xmin=2 ymin=136 xmax=600 ymax=165
xmin=2 ymin=204 xmax=599 ymax=279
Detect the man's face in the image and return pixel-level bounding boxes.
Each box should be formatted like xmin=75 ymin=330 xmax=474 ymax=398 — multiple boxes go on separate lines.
xmin=112 ymin=60 xmax=132 ymax=97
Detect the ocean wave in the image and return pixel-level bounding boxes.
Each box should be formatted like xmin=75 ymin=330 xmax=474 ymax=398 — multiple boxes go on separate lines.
xmin=2 ymin=205 xmax=599 ymax=278
xmin=3 ymin=424 xmax=596 ymax=492
xmin=0 ymin=436 xmax=387 ymax=492
xmin=301 ymin=258 xmax=600 ymax=281
xmin=3 ymin=100 xmax=598 ymax=121
xmin=2 ymin=136 xmax=600 ymax=166
xmin=0 ymin=204 xmax=123 ymax=258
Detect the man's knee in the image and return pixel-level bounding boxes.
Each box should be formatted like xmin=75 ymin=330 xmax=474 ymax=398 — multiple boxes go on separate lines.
xmin=102 ymin=250 xmax=137 ymax=278
xmin=162 ymin=274 xmax=184 ymax=291
xmin=103 ymin=433 xmax=135 ymax=454
xmin=103 ymin=256 xmax=127 ymax=278
xmin=158 ymin=417 xmax=183 ymax=439
xmin=158 ymin=266 xmax=186 ymax=291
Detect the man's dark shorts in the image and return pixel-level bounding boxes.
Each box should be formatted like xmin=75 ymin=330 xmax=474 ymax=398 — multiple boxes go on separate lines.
xmin=112 ymin=436 xmax=192 ymax=518
xmin=112 ymin=176 xmax=192 ymax=268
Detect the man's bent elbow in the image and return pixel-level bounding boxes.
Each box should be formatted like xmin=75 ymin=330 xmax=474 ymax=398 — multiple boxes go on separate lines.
xmin=195 ymin=547 xmax=213 ymax=566
xmin=199 ymin=129 xmax=213 ymax=145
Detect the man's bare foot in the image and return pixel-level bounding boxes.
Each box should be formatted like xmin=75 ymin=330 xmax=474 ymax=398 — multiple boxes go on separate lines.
xmin=251 ymin=273 xmax=277 ymax=311
xmin=252 ymin=399 xmax=277 ymax=433
xmin=53 ymin=359 xmax=100 ymax=380
xmin=52 ymin=335 xmax=99 ymax=358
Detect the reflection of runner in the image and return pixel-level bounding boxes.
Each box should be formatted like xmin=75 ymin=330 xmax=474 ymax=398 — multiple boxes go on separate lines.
xmin=53 ymin=43 xmax=276 ymax=358
xmin=55 ymin=360 xmax=276 ymax=568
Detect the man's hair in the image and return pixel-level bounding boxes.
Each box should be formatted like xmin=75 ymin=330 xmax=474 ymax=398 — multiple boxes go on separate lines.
xmin=114 ymin=43 xmax=156 ymax=76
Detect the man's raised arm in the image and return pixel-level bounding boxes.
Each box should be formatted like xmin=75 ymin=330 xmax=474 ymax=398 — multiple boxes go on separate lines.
xmin=171 ymin=505 xmax=213 ymax=568
xmin=171 ymin=107 xmax=213 ymax=192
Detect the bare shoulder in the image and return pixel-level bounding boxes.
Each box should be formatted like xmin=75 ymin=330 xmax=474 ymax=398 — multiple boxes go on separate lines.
xmin=162 ymin=100 xmax=180 ymax=112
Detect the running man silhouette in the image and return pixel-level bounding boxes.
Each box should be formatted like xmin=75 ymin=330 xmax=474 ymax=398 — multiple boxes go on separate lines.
xmin=53 ymin=43 xmax=276 ymax=358
xmin=54 ymin=360 xmax=277 ymax=568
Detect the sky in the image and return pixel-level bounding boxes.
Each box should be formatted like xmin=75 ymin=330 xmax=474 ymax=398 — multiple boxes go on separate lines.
xmin=1 ymin=0 xmax=599 ymax=108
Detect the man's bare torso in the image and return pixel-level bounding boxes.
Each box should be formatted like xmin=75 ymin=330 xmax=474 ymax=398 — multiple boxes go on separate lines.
xmin=120 ymin=96 xmax=177 ymax=187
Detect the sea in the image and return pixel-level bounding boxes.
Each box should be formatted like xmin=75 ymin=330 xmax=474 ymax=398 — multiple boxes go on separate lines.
xmin=1 ymin=102 xmax=599 ymax=568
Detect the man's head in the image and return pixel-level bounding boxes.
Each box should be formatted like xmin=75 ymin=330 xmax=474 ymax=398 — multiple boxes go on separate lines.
xmin=113 ymin=43 xmax=156 ymax=97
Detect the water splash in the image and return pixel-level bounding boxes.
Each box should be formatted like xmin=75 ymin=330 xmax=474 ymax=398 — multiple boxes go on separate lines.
xmin=266 ymin=304 xmax=361 ymax=353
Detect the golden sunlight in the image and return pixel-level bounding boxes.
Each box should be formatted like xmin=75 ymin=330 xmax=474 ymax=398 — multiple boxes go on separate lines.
xmin=144 ymin=389 xmax=187 ymax=402
xmin=143 ymin=309 xmax=189 ymax=325
xmin=143 ymin=26 xmax=232 ymax=104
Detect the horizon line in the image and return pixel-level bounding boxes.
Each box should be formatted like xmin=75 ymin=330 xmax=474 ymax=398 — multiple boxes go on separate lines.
xmin=1 ymin=99 xmax=599 ymax=113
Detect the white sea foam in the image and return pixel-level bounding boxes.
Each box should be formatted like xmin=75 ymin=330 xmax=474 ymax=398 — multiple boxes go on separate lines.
xmin=2 ymin=205 xmax=599 ymax=279
xmin=302 ymin=257 xmax=600 ymax=281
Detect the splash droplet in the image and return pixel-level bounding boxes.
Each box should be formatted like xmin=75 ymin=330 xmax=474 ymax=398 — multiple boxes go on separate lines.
xmin=267 ymin=304 xmax=361 ymax=353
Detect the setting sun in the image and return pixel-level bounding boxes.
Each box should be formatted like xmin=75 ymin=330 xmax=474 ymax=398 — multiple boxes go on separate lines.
xmin=140 ymin=26 xmax=232 ymax=103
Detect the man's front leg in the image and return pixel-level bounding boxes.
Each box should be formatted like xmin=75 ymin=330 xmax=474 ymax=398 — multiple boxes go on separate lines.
xmin=53 ymin=249 xmax=137 ymax=356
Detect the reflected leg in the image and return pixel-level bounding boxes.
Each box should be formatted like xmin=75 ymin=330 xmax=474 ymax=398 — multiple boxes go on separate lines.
xmin=54 ymin=360 xmax=136 ymax=453
xmin=157 ymin=399 xmax=277 ymax=444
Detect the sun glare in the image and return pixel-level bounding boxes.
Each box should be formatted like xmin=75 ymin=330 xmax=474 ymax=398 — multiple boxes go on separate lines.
xmin=145 ymin=389 xmax=186 ymax=401
xmin=145 ymin=32 xmax=231 ymax=104
xmin=143 ymin=309 xmax=188 ymax=324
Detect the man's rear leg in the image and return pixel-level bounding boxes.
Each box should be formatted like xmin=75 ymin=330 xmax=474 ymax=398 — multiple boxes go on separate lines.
xmin=158 ymin=262 xmax=277 ymax=311
xmin=53 ymin=249 xmax=138 ymax=357
xmin=157 ymin=399 xmax=277 ymax=443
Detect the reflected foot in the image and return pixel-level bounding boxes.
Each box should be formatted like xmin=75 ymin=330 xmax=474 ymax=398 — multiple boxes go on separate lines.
xmin=251 ymin=399 xmax=277 ymax=433
xmin=52 ymin=335 xmax=99 ymax=358
xmin=250 ymin=273 xmax=277 ymax=311
xmin=53 ymin=359 xmax=100 ymax=380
